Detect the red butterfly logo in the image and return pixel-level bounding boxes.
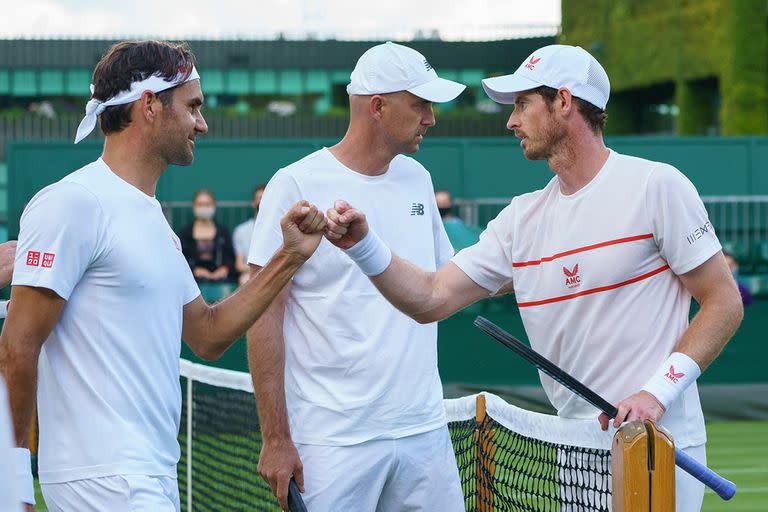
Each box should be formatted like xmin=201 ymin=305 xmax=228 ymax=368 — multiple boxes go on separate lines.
xmin=668 ymin=366 xmax=684 ymax=379
xmin=563 ymin=264 xmax=579 ymax=277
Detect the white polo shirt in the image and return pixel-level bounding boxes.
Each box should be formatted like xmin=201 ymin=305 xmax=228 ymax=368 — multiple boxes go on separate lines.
xmin=453 ymin=150 xmax=720 ymax=448
xmin=249 ymin=148 xmax=454 ymax=445
xmin=13 ymin=159 xmax=200 ymax=483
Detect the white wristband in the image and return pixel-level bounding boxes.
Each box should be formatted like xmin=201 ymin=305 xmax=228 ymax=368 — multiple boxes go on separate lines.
xmin=13 ymin=447 xmax=35 ymax=505
xmin=641 ymin=352 xmax=701 ymax=410
xmin=343 ymin=230 xmax=392 ymax=276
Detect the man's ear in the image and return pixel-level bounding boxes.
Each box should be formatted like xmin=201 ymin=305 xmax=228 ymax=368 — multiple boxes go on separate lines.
xmin=369 ymin=94 xmax=385 ymax=120
xmin=556 ymin=87 xmax=575 ymax=117
xmin=138 ymin=90 xmax=162 ymax=123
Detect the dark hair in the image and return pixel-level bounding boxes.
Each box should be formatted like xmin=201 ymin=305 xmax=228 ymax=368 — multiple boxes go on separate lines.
xmin=253 ymin=184 xmax=267 ymax=196
xmin=530 ymin=85 xmax=607 ymax=133
xmin=92 ymin=40 xmax=197 ymax=135
xmin=193 ymin=188 xmax=216 ymax=203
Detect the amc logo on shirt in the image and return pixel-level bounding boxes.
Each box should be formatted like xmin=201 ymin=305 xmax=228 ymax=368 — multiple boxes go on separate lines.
xmin=563 ymin=264 xmax=581 ymax=289
xmin=26 ymin=250 xmax=55 ymax=268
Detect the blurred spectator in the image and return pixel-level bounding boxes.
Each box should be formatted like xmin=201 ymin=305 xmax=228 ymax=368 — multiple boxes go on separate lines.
xmin=233 ymin=184 xmax=266 ymax=286
xmin=28 ymin=100 xmax=56 ymax=119
xmin=435 ymin=189 xmax=482 ymax=251
xmin=178 ymin=189 xmax=235 ymax=283
xmin=724 ymin=251 xmax=753 ymax=306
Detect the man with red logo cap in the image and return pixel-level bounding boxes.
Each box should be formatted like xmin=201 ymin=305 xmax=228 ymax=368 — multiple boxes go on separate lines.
xmin=326 ymin=44 xmax=743 ymax=511
xmin=0 ymin=40 xmax=325 ymax=511
xmin=247 ymin=41 xmax=466 ymax=510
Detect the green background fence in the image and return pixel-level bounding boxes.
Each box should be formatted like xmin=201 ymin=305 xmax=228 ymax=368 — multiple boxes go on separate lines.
xmin=8 ymin=136 xmax=768 ymax=238
xmin=7 ymin=136 xmax=768 ymax=386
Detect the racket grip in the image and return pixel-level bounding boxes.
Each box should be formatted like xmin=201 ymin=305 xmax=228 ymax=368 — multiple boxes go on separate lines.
xmin=675 ymin=447 xmax=736 ymax=500
xmin=288 ymin=478 xmax=307 ymax=512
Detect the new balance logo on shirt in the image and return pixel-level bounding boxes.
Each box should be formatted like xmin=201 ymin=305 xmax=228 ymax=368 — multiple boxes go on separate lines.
xmin=411 ymin=203 xmax=425 ymax=216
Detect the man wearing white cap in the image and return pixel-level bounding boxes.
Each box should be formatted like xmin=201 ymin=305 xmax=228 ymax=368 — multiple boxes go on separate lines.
xmin=326 ymin=44 xmax=742 ymax=511
xmin=247 ymin=41 xmax=466 ymax=510
xmin=0 ymin=40 xmax=326 ymax=511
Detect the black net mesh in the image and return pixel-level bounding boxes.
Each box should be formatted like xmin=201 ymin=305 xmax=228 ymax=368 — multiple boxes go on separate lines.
xmin=179 ymin=376 xmax=280 ymax=511
xmin=448 ymin=414 xmax=611 ymax=512
xmin=179 ymin=370 xmax=611 ymax=511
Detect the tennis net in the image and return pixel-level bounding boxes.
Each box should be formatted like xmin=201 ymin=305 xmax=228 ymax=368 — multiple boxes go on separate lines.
xmin=179 ymin=360 xmax=615 ymax=511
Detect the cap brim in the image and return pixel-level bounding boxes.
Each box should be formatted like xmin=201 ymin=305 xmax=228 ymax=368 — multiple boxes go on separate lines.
xmin=482 ymin=73 xmax=543 ymax=104
xmin=408 ymin=77 xmax=466 ymax=103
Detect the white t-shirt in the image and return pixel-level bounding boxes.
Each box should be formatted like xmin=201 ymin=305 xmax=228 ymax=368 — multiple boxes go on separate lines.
xmin=13 ymin=159 xmax=200 ymax=483
xmin=233 ymin=217 xmax=255 ymax=258
xmin=249 ymin=148 xmax=454 ymax=445
xmin=453 ymin=150 xmax=720 ymax=448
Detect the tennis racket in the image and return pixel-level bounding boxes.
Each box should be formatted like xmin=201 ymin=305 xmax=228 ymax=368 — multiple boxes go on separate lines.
xmin=474 ymin=315 xmax=737 ymax=501
xmin=288 ymin=478 xmax=307 ymax=512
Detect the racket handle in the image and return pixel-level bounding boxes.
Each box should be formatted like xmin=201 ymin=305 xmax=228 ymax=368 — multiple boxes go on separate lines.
xmin=675 ymin=447 xmax=736 ymax=500
xmin=288 ymin=478 xmax=307 ymax=512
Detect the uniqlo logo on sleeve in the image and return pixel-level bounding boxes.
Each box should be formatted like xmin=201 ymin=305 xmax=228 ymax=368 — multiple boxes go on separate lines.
xmin=26 ymin=251 xmax=40 ymax=266
xmin=42 ymin=253 xmax=56 ymax=268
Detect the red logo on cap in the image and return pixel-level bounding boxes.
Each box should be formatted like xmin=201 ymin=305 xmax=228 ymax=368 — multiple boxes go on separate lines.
xmin=26 ymin=251 xmax=40 ymax=266
xmin=42 ymin=252 xmax=55 ymax=268
xmin=525 ymin=55 xmax=542 ymax=71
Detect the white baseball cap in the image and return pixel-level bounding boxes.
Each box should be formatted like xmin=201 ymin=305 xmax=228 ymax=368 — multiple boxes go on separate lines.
xmin=482 ymin=44 xmax=610 ymax=109
xmin=347 ymin=42 xmax=466 ymax=103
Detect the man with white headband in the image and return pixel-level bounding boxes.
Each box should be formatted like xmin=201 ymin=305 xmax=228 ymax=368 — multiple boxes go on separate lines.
xmin=247 ymin=41 xmax=466 ymax=510
xmin=326 ymin=44 xmax=743 ymax=511
xmin=0 ymin=40 xmax=326 ymax=511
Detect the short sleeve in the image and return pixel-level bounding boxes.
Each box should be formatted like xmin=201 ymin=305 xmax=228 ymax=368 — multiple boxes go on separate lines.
xmin=646 ymin=165 xmax=721 ymax=275
xmin=451 ymin=202 xmax=516 ymax=293
xmin=232 ymin=222 xmax=251 ymax=258
xmin=13 ymin=182 xmax=103 ymax=300
xmin=247 ymin=170 xmax=302 ymax=267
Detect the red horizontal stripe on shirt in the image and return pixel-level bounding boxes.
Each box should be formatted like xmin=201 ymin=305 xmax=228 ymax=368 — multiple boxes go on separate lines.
xmin=517 ymin=264 xmax=671 ymax=308
xmin=512 ymin=234 xmax=655 ymax=268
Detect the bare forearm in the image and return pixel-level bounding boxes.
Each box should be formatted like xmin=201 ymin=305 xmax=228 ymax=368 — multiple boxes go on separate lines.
xmin=199 ymin=248 xmax=304 ymax=352
xmin=0 ymin=344 xmax=39 ymax=446
xmin=247 ymin=291 xmax=291 ymax=441
xmin=674 ymin=290 xmax=743 ymax=370
xmin=370 ymin=256 xmax=490 ymax=324
xmin=369 ymin=254 xmax=444 ymax=322
xmin=0 ymin=286 xmax=63 ymax=446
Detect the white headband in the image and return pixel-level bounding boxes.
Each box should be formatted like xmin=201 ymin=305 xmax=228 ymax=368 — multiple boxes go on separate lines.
xmin=74 ymin=66 xmax=200 ymax=144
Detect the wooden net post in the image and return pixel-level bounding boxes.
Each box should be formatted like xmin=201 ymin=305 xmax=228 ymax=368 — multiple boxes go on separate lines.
xmin=612 ymin=420 xmax=676 ymax=512
xmin=475 ymin=394 xmax=496 ymax=512
xmin=646 ymin=420 xmax=675 ymax=510
xmin=612 ymin=420 xmax=650 ymax=512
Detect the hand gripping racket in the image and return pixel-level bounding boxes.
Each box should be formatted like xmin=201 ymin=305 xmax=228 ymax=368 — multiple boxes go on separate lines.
xmin=288 ymin=478 xmax=307 ymax=512
xmin=474 ymin=316 xmax=736 ymax=501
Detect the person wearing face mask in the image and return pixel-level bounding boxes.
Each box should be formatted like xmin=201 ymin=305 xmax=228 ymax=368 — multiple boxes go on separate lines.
xmin=435 ymin=189 xmax=482 ymax=252
xmin=233 ymin=184 xmax=266 ymax=286
xmin=179 ymin=188 xmax=236 ymax=283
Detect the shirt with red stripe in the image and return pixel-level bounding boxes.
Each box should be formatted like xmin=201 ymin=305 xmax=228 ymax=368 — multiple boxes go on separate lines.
xmin=452 ymin=149 xmax=720 ymax=448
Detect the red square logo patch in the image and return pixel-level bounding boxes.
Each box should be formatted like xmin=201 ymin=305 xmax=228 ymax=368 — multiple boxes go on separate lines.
xmin=42 ymin=253 xmax=55 ymax=268
xmin=26 ymin=251 xmax=40 ymax=266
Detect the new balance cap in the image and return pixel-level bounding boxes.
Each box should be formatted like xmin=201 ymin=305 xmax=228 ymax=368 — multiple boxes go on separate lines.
xmin=347 ymin=42 xmax=466 ymax=103
xmin=482 ymin=45 xmax=610 ymax=109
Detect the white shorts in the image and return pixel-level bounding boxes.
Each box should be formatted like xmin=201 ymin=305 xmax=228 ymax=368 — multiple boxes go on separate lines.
xmin=41 ymin=474 xmax=179 ymax=512
xmin=676 ymin=444 xmax=706 ymax=512
xmin=296 ymin=425 xmax=465 ymax=512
